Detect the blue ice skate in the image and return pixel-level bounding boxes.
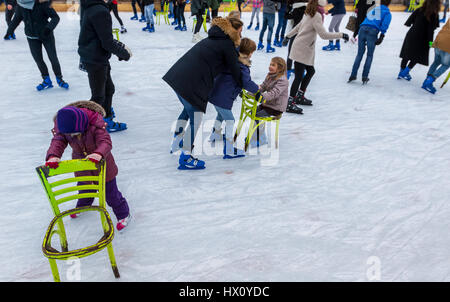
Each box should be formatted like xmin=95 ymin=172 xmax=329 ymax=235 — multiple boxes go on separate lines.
xmin=104 ymin=117 xmax=127 ymax=133
xmin=257 ymin=41 xmax=264 ymax=51
xmin=422 ymin=75 xmax=436 ymax=94
xmin=36 ymin=76 xmax=53 ymax=91
xmin=178 ymin=152 xmax=205 ymax=170
xmin=130 ymin=14 xmax=138 ymax=20
xmin=322 ymin=41 xmax=334 ymax=51
xmin=266 ymin=42 xmax=275 ymax=53
xmin=56 ymin=77 xmax=69 ymax=89
xmin=398 ymin=67 xmax=412 ymax=81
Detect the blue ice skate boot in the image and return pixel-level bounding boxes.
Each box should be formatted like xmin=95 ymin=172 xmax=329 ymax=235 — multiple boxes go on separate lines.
xmin=322 ymin=41 xmax=334 ymax=51
xmin=178 ymin=151 xmax=205 ymax=170
xmin=422 ymin=75 xmax=436 ymax=94
xmin=274 ymin=37 xmax=281 ymax=47
xmin=333 ymin=40 xmax=341 ymax=51
xmin=130 ymin=14 xmax=138 ymax=20
xmin=174 ymin=24 xmax=182 ymax=30
xmin=397 ymin=67 xmax=412 ymax=81
xmin=266 ymin=42 xmax=275 ymax=53
xmin=104 ymin=116 xmax=127 ymax=133
xmin=257 ymin=41 xmax=264 ymax=51
xmin=171 ymin=20 xmax=178 ymax=26
xmin=181 ymin=25 xmax=187 ymax=31
xmin=247 ymin=22 xmax=252 ymax=30
xmin=4 ymin=33 xmax=16 ymax=40
xmin=139 ymin=15 xmax=146 ymax=22
xmin=440 ymin=17 xmax=446 ymax=23
xmin=36 ymin=76 xmax=53 ymax=91
xmin=254 ymin=23 xmax=260 ymax=31
xmin=149 ymin=24 xmax=155 ymax=32
xmin=56 ymin=76 xmax=69 ymax=89
xmin=223 ymin=136 xmax=245 ymax=159
xmin=142 ymin=23 xmax=151 ymax=31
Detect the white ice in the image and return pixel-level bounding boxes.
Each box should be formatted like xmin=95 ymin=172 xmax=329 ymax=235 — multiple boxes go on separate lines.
xmin=1 ymin=10 xmax=450 ymax=282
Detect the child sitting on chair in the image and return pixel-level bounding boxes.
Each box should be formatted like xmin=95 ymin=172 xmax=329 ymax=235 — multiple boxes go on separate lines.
xmin=208 ymin=37 xmax=260 ymax=159
xmin=250 ymin=56 xmax=289 ymax=147
xmin=45 ymin=101 xmax=131 ymax=232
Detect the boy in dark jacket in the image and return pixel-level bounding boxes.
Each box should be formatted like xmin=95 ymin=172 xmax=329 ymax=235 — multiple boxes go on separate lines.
xmin=78 ymin=0 xmax=132 ymax=133
xmin=5 ymin=0 xmax=68 ymax=90
xmin=208 ymin=38 xmax=259 ymax=159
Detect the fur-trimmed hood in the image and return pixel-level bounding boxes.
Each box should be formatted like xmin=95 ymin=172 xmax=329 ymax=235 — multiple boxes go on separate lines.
xmin=210 ymin=17 xmax=241 ymax=47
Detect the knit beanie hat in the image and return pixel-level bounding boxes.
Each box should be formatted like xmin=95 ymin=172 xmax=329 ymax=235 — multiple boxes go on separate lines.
xmin=57 ymin=107 xmax=89 ymax=134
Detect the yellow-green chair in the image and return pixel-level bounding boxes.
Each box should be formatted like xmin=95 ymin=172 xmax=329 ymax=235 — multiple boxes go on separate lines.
xmin=408 ymin=0 xmax=424 ymax=11
xmin=192 ymin=9 xmax=208 ymax=33
xmin=112 ymin=28 xmax=120 ymax=40
xmin=156 ymin=2 xmax=170 ymax=25
xmin=223 ymin=0 xmax=237 ymax=16
xmin=234 ymin=90 xmax=282 ymax=151
xmin=36 ymin=159 xmax=120 ymax=282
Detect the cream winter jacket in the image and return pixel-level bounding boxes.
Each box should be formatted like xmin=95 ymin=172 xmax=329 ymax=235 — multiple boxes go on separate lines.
xmin=285 ymin=12 xmax=343 ymax=66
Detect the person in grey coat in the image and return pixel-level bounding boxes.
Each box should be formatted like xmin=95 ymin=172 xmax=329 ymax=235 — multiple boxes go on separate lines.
xmin=257 ymin=0 xmax=279 ymax=53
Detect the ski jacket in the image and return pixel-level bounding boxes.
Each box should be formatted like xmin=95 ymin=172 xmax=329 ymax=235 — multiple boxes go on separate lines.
xmin=78 ymin=0 xmax=131 ymax=65
xmin=163 ymin=17 xmax=242 ymax=113
xmin=46 ymin=101 xmax=119 ymax=182
xmin=259 ymin=74 xmax=289 ymax=114
xmin=6 ymin=0 xmax=59 ymax=40
xmin=208 ymin=55 xmax=259 ymax=110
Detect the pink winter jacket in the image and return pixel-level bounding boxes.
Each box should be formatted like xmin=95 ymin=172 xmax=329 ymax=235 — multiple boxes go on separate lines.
xmin=46 ymin=101 xmax=118 ymax=182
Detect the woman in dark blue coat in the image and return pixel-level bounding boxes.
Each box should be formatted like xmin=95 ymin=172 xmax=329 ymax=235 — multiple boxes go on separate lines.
xmin=164 ymin=16 xmax=244 ymax=169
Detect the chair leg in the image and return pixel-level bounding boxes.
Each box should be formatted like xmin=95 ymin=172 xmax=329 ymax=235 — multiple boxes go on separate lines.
xmin=48 ymin=259 xmax=61 ymax=282
xmin=56 ymin=220 xmax=68 ymax=252
xmin=245 ymin=119 xmax=256 ymax=152
xmin=275 ymin=120 xmax=280 ymax=149
xmin=107 ymin=243 xmax=120 ymax=278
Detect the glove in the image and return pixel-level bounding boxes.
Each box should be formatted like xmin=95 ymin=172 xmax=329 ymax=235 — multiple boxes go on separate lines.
xmin=375 ymin=33 xmax=385 ymax=46
xmin=342 ymin=33 xmax=349 ymax=43
xmin=282 ymin=37 xmax=290 ymax=46
xmin=45 ymin=157 xmax=60 ymax=169
xmin=86 ymin=153 xmax=102 ymax=164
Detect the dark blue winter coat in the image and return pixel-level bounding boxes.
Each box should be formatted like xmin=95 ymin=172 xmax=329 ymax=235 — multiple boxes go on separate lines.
xmin=328 ymin=0 xmax=346 ymax=16
xmin=208 ymin=58 xmax=259 ymax=110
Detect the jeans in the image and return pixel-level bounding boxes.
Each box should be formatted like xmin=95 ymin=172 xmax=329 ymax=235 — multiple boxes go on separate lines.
xmin=145 ymin=4 xmax=155 ymax=25
xmin=351 ymin=25 xmax=379 ymax=79
xmin=428 ymin=48 xmax=450 ymax=79
xmin=77 ymin=178 xmax=130 ymax=220
xmin=27 ymin=35 xmax=62 ymax=79
xmin=275 ymin=3 xmax=287 ymax=40
xmin=213 ymin=105 xmax=235 ymax=141
xmin=259 ymin=13 xmax=275 ymax=43
xmin=84 ymin=63 xmax=115 ymax=118
xmin=250 ymin=6 xmax=260 ymax=25
xmin=177 ymin=94 xmax=203 ymax=152
xmin=176 ymin=3 xmax=186 ymax=26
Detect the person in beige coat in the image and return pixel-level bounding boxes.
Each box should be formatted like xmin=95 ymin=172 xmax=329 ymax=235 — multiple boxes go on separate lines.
xmin=422 ymin=20 xmax=450 ymax=94
xmin=282 ymin=0 xmax=348 ymax=111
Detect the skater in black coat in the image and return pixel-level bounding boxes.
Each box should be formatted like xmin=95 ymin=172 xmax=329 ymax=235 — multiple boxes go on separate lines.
xmin=78 ymin=0 xmax=132 ymax=132
xmin=397 ymin=0 xmax=440 ymax=81
xmin=163 ymin=16 xmax=243 ymax=169
xmin=4 ymin=0 xmax=68 ymax=90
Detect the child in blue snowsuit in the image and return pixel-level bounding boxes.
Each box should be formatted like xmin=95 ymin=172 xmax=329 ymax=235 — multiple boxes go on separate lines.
xmin=208 ymin=38 xmax=259 ymax=159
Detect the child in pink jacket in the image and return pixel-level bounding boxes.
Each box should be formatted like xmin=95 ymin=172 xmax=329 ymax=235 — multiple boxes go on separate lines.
xmin=45 ymin=100 xmax=131 ymax=232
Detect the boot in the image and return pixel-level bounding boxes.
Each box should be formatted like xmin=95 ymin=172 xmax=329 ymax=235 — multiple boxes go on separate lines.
xmin=142 ymin=23 xmax=151 ymax=31
xmin=116 ymin=214 xmax=132 ymax=232
xmin=255 ymin=23 xmax=260 ymax=31
xmin=174 ymin=24 xmax=182 ymax=30
xmin=178 ymin=151 xmax=206 ymax=170
xmin=181 ymin=24 xmax=187 ymax=31
xmin=348 ymin=75 xmax=357 ymax=83
xmin=362 ymin=77 xmax=370 ymax=85
xmin=333 ymin=40 xmax=341 ymax=51
xmin=266 ymin=42 xmax=276 ymax=53
xmin=247 ymin=22 xmax=252 ymax=30
xmin=294 ymin=90 xmax=312 ymax=106
xmin=422 ymin=75 xmax=436 ymax=94
xmin=286 ymin=97 xmax=303 ymax=114
xmin=36 ymin=76 xmax=53 ymax=91
xmin=257 ymin=41 xmax=264 ymax=50
xmin=120 ymin=25 xmax=127 ymax=34
xmin=139 ymin=15 xmax=146 ymax=22
xmin=104 ymin=116 xmax=127 ymax=133
xmin=398 ymin=67 xmax=412 ymax=81
xmin=130 ymin=14 xmax=138 ymax=20
xmin=322 ymin=40 xmax=334 ymax=51
xmin=148 ymin=24 xmax=155 ymax=32
xmin=287 ymin=69 xmax=295 ymax=80
xmin=56 ymin=76 xmax=69 ymax=89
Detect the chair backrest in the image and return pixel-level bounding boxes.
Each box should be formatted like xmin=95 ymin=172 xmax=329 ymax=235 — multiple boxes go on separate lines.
xmin=36 ymin=159 xmax=106 ymax=217
xmin=164 ymin=2 xmax=169 ymax=12
xmin=241 ymin=89 xmax=262 ymax=116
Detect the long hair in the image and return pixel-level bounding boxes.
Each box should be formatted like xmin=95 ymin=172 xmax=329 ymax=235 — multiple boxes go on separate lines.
xmin=305 ymin=0 xmax=319 ymax=18
xmin=269 ymin=57 xmax=287 ymax=80
xmin=420 ymin=0 xmax=441 ymax=22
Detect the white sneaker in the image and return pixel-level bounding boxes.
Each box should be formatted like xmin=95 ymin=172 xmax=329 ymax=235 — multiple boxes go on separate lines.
xmin=116 ymin=214 xmax=132 ymax=232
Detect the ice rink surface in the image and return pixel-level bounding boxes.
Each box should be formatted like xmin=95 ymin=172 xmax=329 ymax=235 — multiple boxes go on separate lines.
xmin=1 ymin=10 xmax=450 ymax=281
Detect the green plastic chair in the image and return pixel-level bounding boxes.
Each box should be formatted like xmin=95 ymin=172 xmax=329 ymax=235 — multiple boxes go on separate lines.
xmin=234 ymin=90 xmax=282 ymax=151
xmin=192 ymin=9 xmax=208 ymax=33
xmin=112 ymin=28 xmax=120 ymax=40
xmin=223 ymin=0 xmax=237 ymax=16
xmin=408 ymin=0 xmax=424 ymax=12
xmin=156 ymin=2 xmax=170 ymax=25
xmin=36 ymin=159 xmax=120 ymax=282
